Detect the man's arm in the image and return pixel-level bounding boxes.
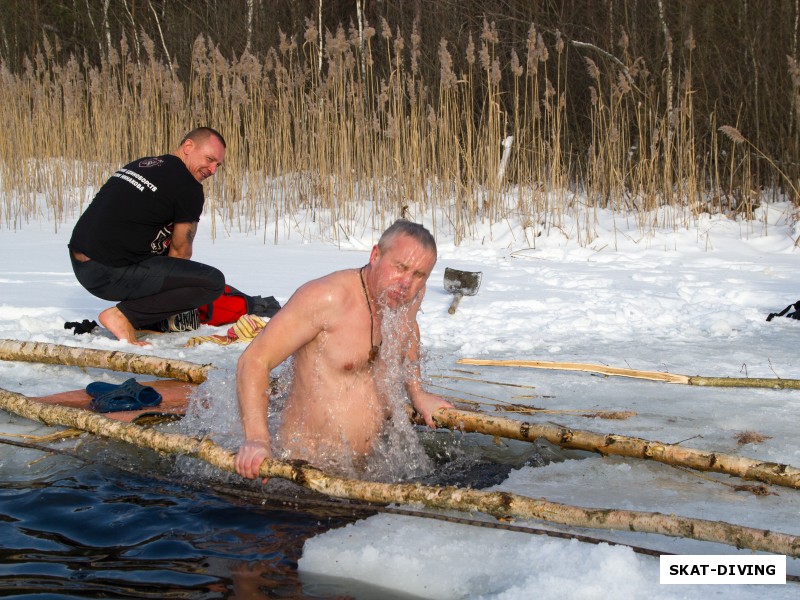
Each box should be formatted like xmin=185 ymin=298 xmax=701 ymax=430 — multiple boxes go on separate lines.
xmin=234 ymin=278 xmax=335 ymax=479
xmin=168 ymin=221 xmax=197 ymax=259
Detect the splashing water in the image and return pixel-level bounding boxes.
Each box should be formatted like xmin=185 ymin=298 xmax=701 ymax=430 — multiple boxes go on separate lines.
xmin=176 ymin=290 xmax=450 ymax=485
xmin=174 ymin=368 xmax=244 ymax=481
xmin=271 ymin=293 xmax=436 ymax=483
xmin=179 ymin=369 xmax=242 ymax=447
xmin=173 ymin=331 xmax=545 ymax=490
xmin=359 ymin=294 xmax=434 ymax=482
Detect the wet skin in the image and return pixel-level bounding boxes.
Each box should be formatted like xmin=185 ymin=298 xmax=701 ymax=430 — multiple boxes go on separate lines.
xmin=235 ymin=233 xmax=451 ymax=480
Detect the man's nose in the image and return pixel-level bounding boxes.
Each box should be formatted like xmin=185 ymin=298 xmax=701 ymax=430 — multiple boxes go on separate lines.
xmin=208 ymin=163 xmax=218 ymax=175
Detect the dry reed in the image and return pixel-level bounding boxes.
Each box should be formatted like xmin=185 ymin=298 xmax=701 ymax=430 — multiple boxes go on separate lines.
xmin=0 ymin=17 xmax=790 ymax=244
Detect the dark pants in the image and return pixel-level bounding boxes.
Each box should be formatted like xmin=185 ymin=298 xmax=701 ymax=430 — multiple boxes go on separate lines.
xmin=70 ymin=253 xmax=225 ymax=328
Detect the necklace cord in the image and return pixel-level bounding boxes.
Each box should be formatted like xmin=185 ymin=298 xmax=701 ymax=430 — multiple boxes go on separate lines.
xmin=359 ymin=266 xmax=379 ymax=363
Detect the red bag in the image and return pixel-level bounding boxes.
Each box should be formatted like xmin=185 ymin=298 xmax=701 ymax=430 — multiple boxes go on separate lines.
xmin=198 ymin=285 xmax=281 ymax=326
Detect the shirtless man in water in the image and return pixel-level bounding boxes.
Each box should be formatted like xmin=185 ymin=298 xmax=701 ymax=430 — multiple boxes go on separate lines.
xmin=234 ymin=220 xmax=452 ymax=480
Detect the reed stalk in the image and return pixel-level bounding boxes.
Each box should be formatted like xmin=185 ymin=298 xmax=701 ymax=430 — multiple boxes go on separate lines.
xmin=0 ymin=15 xmax=788 ymax=242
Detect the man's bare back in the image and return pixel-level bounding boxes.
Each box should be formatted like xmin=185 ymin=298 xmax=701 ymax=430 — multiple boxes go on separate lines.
xmin=234 ymin=221 xmax=452 ymax=480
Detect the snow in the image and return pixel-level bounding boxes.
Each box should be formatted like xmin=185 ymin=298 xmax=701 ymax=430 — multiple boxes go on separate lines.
xmin=2 ymin=200 xmax=800 ymax=598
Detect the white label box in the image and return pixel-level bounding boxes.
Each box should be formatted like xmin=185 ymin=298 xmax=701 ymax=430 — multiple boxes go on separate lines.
xmin=660 ymin=555 xmax=786 ymax=584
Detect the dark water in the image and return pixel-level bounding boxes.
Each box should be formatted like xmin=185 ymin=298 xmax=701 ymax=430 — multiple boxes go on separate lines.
xmin=0 ymin=467 xmax=358 ymax=598
xmin=0 ymin=431 xmax=547 ymax=599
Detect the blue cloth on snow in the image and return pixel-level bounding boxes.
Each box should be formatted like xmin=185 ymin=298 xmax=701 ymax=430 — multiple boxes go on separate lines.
xmin=85 ymin=377 xmax=162 ymax=413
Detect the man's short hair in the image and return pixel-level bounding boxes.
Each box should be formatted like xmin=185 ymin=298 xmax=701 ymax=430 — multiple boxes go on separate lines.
xmin=181 ymin=127 xmax=226 ymax=148
xmin=378 ymin=219 xmax=437 ymax=255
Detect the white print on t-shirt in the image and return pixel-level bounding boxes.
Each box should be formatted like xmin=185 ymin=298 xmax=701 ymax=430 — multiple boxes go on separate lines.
xmin=113 ymin=168 xmax=158 ymax=192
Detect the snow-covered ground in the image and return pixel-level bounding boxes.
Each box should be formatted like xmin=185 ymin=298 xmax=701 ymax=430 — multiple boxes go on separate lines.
xmin=1 ymin=201 xmax=799 ymax=599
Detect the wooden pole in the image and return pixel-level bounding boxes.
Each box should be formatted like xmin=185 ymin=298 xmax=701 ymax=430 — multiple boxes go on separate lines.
xmin=1 ymin=387 xmax=798 ymax=557
xmin=0 ymin=340 xmax=800 ymax=489
xmin=412 ymin=407 xmax=800 ymax=490
xmin=457 ymin=358 xmax=800 ymax=389
xmin=0 ymin=339 xmax=211 ymax=384
xmin=2 ymin=339 xmax=799 ymax=489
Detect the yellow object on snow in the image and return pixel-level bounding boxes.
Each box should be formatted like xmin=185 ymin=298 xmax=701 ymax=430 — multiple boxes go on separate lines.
xmin=185 ymin=314 xmax=267 ymax=347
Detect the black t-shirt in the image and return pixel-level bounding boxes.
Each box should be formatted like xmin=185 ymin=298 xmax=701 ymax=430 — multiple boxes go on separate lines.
xmin=69 ymin=154 xmax=203 ymax=266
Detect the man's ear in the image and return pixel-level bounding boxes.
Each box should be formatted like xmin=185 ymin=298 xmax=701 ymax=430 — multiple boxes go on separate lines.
xmin=180 ymin=138 xmax=195 ymax=155
xmin=369 ymin=244 xmax=380 ymax=262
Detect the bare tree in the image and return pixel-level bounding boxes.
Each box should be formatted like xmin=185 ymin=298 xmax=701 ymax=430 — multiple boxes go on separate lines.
xmin=356 ymin=0 xmax=365 ymax=77
xmin=120 ymin=0 xmax=141 ymax=61
xmin=84 ymin=0 xmax=103 ymax=57
xmin=101 ymin=0 xmax=111 ymax=54
xmin=148 ymin=0 xmax=173 ymax=72
xmin=245 ymin=0 xmax=254 ymax=53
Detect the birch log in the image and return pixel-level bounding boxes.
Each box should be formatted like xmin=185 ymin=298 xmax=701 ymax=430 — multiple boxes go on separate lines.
xmin=458 ymin=358 xmax=800 ymax=389
xmin=3 ymin=339 xmax=799 ymax=489
xmin=1 ymin=387 xmax=798 ymax=557
xmin=0 ymin=339 xmax=210 ymax=384
xmin=412 ymin=407 xmax=800 ymax=490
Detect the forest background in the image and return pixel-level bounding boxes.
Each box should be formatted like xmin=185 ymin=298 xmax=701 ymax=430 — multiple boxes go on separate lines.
xmin=2 ymin=0 xmax=800 ymax=246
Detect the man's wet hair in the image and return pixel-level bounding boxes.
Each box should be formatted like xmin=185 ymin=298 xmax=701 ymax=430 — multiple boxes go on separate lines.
xmin=181 ymin=127 xmax=226 ymax=148
xmin=378 ymin=219 xmax=437 ymax=255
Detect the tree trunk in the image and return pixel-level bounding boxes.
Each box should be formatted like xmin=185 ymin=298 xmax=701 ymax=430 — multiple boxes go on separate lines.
xmin=0 ymin=340 xmax=210 ymax=384
xmin=458 ymin=358 xmax=800 ymax=389
xmin=1 ymin=386 xmax=798 ymax=557
xmin=102 ymin=0 xmax=111 ymax=54
xmin=148 ymin=0 xmax=173 ymax=72
xmin=245 ymin=0 xmax=255 ymax=53
xmin=3 ymin=340 xmax=798 ymax=489
xmin=414 ymin=407 xmax=800 ymax=490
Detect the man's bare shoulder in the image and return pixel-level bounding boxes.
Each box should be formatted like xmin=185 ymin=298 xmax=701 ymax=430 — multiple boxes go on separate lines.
xmin=289 ymin=268 xmax=360 ymax=310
